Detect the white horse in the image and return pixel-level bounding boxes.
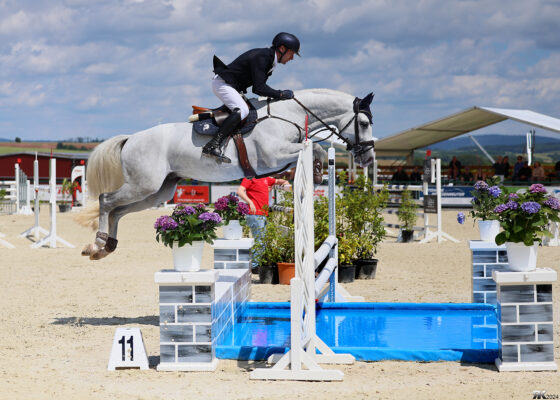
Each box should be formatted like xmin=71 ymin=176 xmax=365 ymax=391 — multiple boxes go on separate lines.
xmin=78 ymin=88 xmax=375 ymax=259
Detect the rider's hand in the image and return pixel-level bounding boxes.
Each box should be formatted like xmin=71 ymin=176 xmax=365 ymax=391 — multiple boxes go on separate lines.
xmin=279 ymin=90 xmax=294 ymax=100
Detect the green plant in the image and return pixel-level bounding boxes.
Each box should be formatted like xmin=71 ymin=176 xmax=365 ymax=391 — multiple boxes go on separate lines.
xmin=0 ymin=188 xmax=6 ymax=199
xmin=154 ymin=204 xmax=222 ymax=247
xmin=61 ymin=178 xmax=79 ymax=203
xmin=398 ymin=189 xmax=417 ymax=231
xmin=469 ymin=177 xmax=502 ymax=221
xmin=493 ymin=183 xmax=560 ymax=245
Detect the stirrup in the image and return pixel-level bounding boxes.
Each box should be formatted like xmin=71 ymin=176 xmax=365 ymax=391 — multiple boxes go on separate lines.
xmin=202 ymin=147 xmax=231 ymax=164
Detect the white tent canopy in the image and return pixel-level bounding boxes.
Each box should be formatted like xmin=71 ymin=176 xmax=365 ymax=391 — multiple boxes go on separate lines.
xmin=375 ymin=106 xmax=560 ymax=158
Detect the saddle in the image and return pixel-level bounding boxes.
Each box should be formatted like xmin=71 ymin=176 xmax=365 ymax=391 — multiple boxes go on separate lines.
xmin=188 ymin=99 xmax=323 ymax=184
xmin=189 ymin=100 xmax=258 ymax=177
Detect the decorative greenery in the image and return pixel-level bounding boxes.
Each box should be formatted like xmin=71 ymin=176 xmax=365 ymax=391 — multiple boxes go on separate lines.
xmin=469 ymin=177 xmax=502 ymax=221
xmin=0 ymin=188 xmax=6 ymax=199
xmin=213 ymin=194 xmax=250 ymax=225
xmin=493 ymin=183 xmax=560 ymax=245
xmin=154 ymin=204 xmax=222 ymax=248
xmin=397 ymin=189 xmax=417 ymax=231
xmin=253 ymin=192 xmax=295 ymax=266
xmin=61 ymin=178 xmax=79 ymax=204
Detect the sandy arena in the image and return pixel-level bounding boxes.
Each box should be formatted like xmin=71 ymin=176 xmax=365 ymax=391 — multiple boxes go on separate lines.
xmin=1 ymin=207 xmax=558 ymax=400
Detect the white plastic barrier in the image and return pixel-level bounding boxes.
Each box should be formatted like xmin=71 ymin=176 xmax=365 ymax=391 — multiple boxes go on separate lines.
xmin=251 ymin=141 xmax=355 ymax=381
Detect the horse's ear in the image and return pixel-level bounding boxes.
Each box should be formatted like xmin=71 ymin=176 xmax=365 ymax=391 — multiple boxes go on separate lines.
xmin=362 ymin=92 xmax=374 ymax=106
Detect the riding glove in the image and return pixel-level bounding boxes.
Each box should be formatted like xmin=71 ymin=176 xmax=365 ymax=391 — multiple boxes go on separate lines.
xmin=279 ymin=90 xmax=294 ymax=100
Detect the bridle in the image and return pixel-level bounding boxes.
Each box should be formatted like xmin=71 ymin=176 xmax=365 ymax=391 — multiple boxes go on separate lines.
xmin=292 ymin=96 xmax=375 ymax=157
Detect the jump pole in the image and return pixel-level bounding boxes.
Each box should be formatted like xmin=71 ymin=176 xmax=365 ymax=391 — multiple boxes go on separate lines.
xmin=31 ymin=158 xmax=75 ymax=249
xmin=20 ymin=156 xmax=49 ymax=242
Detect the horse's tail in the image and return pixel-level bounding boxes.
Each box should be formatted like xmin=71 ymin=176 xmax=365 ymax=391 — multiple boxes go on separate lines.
xmin=74 ymin=135 xmax=129 ymax=229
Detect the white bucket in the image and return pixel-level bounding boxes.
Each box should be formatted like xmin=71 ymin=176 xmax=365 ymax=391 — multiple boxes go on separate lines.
xmin=223 ymin=220 xmax=243 ymax=240
xmin=172 ymin=241 xmax=204 ymax=271
xmin=505 ymin=241 xmax=538 ymax=272
xmin=478 ymin=220 xmax=500 ymax=242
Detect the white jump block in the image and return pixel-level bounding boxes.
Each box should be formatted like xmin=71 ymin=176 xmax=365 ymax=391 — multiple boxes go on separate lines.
xmin=493 ymin=268 xmax=557 ymax=372
xmin=212 ymin=238 xmax=254 ymax=270
xmin=154 ymin=268 xmax=250 ymax=372
xmin=107 ymin=327 xmax=149 ymax=370
xmin=469 ymin=241 xmax=509 ymax=304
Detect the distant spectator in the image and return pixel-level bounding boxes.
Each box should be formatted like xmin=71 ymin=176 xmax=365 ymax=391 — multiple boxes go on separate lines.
xmin=493 ymin=155 xmax=505 ymax=182
xmin=448 ymin=156 xmax=462 ymax=180
xmin=513 ymin=155 xmax=524 ymax=180
xmin=475 ymin=167 xmax=486 ymax=182
xmin=391 ymin=166 xmax=409 ymax=182
xmin=555 ymin=160 xmax=560 ymax=179
xmin=532 ymin=161 xmax=545 ymax=182
xmin=518 ymin=161 xmax=532 ymax=182
xmin=502 ymin=156 xmax=511 ymax=179
xmin=409 ymin=166 xmax=422 ymax=183
xmin=460 ymin=167 xmax=474 ymax=184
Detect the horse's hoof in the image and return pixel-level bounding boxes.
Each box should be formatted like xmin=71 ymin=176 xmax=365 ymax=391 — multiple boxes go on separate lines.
xmin=81 ymin=243 xmax=96 ymax=256
xmin=89 ymin=248 xmax=109 ymax=260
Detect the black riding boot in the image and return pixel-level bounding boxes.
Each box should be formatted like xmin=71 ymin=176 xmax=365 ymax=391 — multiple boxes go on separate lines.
xmin=202 ymin=108 xmax=241 ymax=164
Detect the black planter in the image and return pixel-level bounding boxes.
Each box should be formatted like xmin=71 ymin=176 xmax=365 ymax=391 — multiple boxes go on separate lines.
xmin=337 ymin=263 xmax=355 ymax=283
xmin=353 ymin=258 xmax=378 ymax=279
xmin=401 ymin=230 xmax=414 ymax=243
xmin=258 ymin=265 xmax=279 ymax=284
xmin=58 ymin=203 xmax=71 ymax=213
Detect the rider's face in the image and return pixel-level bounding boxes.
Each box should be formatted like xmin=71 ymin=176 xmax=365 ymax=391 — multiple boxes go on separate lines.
xmin=278 ymin=47 xmax=295 ymax=64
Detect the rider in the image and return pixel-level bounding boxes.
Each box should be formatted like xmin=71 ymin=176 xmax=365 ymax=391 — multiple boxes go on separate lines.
xmin=202 ymin=32 xmax=300 ymax=163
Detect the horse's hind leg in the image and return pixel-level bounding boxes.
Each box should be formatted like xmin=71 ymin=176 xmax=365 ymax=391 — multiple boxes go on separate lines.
xmin=88 ymin=177 xmax=179 ymax=260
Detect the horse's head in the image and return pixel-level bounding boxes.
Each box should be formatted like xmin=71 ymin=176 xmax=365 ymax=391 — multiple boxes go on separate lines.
xmin=337 ymin=92 xmax=375 ymax=167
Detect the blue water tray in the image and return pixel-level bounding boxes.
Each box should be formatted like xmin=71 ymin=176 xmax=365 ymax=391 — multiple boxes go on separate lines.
xmin=216 ymin=302 xmax=499 ymax=363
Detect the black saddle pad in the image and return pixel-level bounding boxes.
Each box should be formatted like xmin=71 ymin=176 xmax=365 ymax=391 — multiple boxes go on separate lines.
xmin=193 ymin=107 xmax=258 ymax=136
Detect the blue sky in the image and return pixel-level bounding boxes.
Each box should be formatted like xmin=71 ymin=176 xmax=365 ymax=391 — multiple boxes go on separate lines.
xmin=1 ymin=0 xmax=559 ymax=141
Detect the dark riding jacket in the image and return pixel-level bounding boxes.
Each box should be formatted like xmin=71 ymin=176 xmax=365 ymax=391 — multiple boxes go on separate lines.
xmin=213 ymin=47 xmax=282 ymax=99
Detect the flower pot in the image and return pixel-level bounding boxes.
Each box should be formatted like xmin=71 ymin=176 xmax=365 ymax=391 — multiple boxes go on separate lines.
xmin=223 ymin=220 xmax=243 ymax=240
xmin=172 ymin=241 xmax=204 ymax=271
xmin=353 ymin=259 xmax=378 ymax=279
xmin=505 ymin=242 xmax=538 ymax=272
xmin=338 ymin=263 xmax=355 ymax=283
xmin=401 ymin=230 xmax=414 ymax=243
xmin=277 ymin=262 xmax=295 ymax=285
xmin=478 ymin=220 xmax=500 ymax=242
xmin=258 ymin=265 xmax=279 ymax=284
xmin=58 ymin=203 xmax=71 ymax=213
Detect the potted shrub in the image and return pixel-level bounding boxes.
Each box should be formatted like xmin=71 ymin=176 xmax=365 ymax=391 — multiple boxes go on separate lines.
xmin=213 ymin=194 xmax=250 ymax=239
xmin=154 ymin=204 xmax=222 ymax=271
xmin=397 ymin=189 xmax=417 ymax=242
xmin=469 ymin=177 xmax=502 ymax=241
xmin=59 ymin=178 xmax=78 ymax=212
xmin=492 ymin=183 xmax=560 ymax=271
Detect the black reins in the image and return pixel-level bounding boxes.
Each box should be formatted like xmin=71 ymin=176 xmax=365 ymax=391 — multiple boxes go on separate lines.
xmin=255 ymin=96 xmax=374 ymax=157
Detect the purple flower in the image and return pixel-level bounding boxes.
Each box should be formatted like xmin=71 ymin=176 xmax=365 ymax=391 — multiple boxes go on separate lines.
xmin=494 ymin=204 xmax=508 ymax=213
xmin=199 ymin=212 xmax=222 ymax=223
xmin=457 ymin=212 xmax=465 ymax=224
xmin=237 ymin=202 xmax=250 ymax=215
xmin=488 ymin=186 xmax=502 ymax=198
xmin=474 ymin=181 xmax=488 ymax=191
xmin=505 ymin=200 xmax=519 ymax=210
xmin=154 ymin=215 xmax=178 ymax=231
xmin=544 ymin=196 xmax=560 ymax=210
xmin=521 ymin=201 xmax=541 ymax=214
xmin=508 ymin=193 xmax=519 ymax=200
xmin=529 ymin=183 xmax=547 ymax=194
xmin=214 ymin=197 xmax=229 ymax=211
xmin=173 ymin=205 xmax=196 ymax=215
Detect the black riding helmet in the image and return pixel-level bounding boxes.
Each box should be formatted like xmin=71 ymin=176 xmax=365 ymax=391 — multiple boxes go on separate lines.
xmin=272 ymin=32 xmax=301 ymax=56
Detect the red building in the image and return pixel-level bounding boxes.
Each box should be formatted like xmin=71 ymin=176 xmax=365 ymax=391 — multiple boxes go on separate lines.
xmin=0 ymin=152 xmax=88 ymax=183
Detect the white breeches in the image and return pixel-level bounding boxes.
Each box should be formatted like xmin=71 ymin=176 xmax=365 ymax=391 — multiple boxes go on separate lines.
xmin=212 ymin=75 xmax=250 ymax=119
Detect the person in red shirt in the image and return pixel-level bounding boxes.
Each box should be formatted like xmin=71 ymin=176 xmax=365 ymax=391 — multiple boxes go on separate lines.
xmin=237 ymin=176 xmax=289 ymax=272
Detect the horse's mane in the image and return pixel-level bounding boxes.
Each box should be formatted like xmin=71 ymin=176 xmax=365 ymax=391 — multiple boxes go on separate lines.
xmin=249 ymin=88 xmax=354 ymax=111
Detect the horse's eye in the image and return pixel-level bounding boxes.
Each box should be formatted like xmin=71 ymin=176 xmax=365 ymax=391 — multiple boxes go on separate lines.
xmin=360 ymin=121 xmax=369 ymax=129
